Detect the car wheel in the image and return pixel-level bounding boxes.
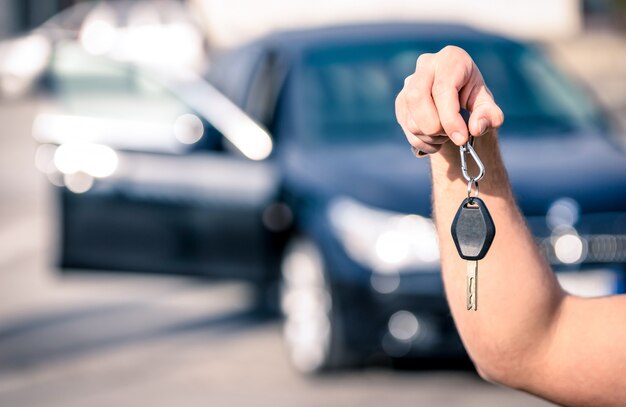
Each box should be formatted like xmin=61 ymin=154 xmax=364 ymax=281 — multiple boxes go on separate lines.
xmin=280 ymin=237 xmax=349 ymax=373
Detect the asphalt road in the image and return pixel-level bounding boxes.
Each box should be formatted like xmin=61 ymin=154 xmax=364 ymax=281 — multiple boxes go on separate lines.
xmin=0 ymin=97 xmax=560 ymax=407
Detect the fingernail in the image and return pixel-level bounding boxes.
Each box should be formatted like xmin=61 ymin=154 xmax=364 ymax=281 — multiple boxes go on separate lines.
xmin=478 ymin=118 xmax=488 ymax=135
xmin=451 ymin=132 xmax=465 ymax=144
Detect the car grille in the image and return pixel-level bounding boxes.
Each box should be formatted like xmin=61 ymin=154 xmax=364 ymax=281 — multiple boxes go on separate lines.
xmin=539 ymin=234 xmax=626 ymax=265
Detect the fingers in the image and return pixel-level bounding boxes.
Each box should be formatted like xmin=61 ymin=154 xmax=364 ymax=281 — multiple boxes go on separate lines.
xmin=466 ymin=85 xmax=504 ymax=136
xmin=457 ymin=67 xmax=504 ymax=136
xmin=404 ymin=55 xmax=444 ymax=137
xmin=396 ymin=90 xmax=446 ymax=156
xmin=404 ymin=129 xmax=443 ymax=156
xmin=418 ymin=134 xmax=449 ymax=145
xmin=431 ymin=83 xmax=467 ymax=145
xmin=430 ymin=47 xmax=474 ymax=145
xmin=395 ymin=53 xmax=448 ymax=156
xmin=396 ymin=45 xmax=504 ymax=156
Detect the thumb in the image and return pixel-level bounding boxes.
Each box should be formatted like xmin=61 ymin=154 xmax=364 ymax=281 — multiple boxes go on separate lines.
xmin=467 ymin=88 xmax=504 ymax=136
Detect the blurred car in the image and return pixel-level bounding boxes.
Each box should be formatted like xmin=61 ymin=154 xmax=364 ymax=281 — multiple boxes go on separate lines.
xmin=34 ymin=23 xmax=626 ymax=373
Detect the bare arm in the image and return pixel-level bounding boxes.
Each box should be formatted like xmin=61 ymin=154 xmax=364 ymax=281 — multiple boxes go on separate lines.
xmin=396 ymin=46 xmax=626 ymax=407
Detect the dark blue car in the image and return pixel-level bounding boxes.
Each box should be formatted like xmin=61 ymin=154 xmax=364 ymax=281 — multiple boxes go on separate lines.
xmin=38 ymin=23 xmax=626 ymax=373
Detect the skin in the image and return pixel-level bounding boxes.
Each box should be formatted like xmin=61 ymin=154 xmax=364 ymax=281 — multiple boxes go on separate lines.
xmin=395 ymin=46 xmax=626 ymax=407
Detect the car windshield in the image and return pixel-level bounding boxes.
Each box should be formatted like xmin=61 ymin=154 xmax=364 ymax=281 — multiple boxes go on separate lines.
xmin=295 ymin=40 xmax=603 ymax=144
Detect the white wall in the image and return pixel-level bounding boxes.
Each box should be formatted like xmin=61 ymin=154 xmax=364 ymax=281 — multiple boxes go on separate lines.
xmin=190 ymin=0 xmax=582 ymax=47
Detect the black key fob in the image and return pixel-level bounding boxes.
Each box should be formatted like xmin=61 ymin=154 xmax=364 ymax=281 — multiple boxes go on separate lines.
xmin=451 ymin=197 xmax=495 ymax=261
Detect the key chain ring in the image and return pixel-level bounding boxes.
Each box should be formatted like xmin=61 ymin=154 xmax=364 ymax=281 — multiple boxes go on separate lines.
xmin=459 ymin=137 xmax=485 ymax=183
xmin=467 ymin=178 xmax=479 ymax=202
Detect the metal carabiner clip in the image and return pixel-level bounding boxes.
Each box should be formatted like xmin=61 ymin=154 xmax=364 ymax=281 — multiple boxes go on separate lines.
xmin=459 ymin=136 xmax=485 ymax=183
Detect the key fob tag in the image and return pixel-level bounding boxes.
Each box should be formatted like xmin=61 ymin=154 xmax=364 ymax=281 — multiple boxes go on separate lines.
xmin=451 ymin=197 xmax=495 ymax=261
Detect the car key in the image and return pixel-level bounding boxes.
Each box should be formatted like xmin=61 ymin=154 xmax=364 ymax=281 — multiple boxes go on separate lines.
xmin=451 ymin=196 xmax=495 ymax=310
xmin=450 ymin=136 xmax=495 ymax=311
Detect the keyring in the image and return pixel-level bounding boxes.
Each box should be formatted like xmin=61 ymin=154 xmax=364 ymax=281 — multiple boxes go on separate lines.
xmin=459 ymin=137 xmax=485 ymax=183
xmin=467 ymin=178 xmax=479 ymax=201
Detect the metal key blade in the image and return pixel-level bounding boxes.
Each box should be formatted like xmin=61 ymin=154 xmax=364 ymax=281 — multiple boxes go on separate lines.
xmin=466 ymin=261 xmax=478 ymax=311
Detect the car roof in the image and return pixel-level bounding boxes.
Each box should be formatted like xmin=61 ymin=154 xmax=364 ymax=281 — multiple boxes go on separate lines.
xmin=208 ymin=22 xmax=520 ymax=122
xmin=245 ymin=22 xmax=517 ymax=52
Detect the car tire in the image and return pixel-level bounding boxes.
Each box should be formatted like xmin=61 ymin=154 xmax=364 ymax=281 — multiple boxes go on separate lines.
xmin=280 ymin=237 xmax=352 ymax=373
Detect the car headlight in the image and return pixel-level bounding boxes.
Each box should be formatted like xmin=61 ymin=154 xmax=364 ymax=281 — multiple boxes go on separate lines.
xmin=328 ymin=197 xmax=440 ymax=273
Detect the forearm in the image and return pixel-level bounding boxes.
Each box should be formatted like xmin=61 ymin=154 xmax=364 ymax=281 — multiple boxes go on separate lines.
xmin=430 ymin=131 xmax=566 ymax=385
xmin=399 ymin=45 xmax=626 ymax=406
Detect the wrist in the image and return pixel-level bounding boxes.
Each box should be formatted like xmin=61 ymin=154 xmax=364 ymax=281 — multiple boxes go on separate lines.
xmin=428 ymin=130 xmax=502 ymax=197
xmin=430 ymin=140 xmax=461 ymax=169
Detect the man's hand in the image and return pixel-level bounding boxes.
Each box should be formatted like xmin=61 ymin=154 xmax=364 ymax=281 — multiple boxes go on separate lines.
xmin=396 ymin=45 xmax=626 ymax=407
xmin=395 ymin=46 xmax=504 ymax=155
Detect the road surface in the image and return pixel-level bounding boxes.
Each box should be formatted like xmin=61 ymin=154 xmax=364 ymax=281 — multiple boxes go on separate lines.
xmin=0 ymin=97 xmax=558 ymax=407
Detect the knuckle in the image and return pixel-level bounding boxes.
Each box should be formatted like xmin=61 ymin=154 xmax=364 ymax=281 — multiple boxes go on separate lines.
xmin=440 ymin=45 xmax=469 ymax=59
xmin=404 ymin=77 xmax=435 ymax=107
xmin=437 ymin=46 xmax=473 ymax=75
xmin=405 ymin=119 xmax=421 ymax=135
xmin=431 ymin=80 xmax=453 ymax=98
xmin=404 ymin=86 xmax=421 ymax=103
xmin=494 ymin=107 xmax=505 ymax=127
xmin=407 ymin=135 xmax=424 ymax=148
xmin=419 ymin=118 xmax=442 ymax=136
xmin=395 ymin=93 xmax=408 ymax=126
xmin=440 ymin=45 xmax=457 ymax=54
xmin=395 ymin=91 xmax=402 ymax=108
xmin=395 ymin=107 xmax=403 ymax=126
xmin=415 ymin=53 xmax=433 ymax=69
xmin=394 ymin=93 xmax=404 ymax=118
xmin=405 ymin=85 xmax=429 ymax=107
xmin=421 ymin=121 xmax=441 ymax=136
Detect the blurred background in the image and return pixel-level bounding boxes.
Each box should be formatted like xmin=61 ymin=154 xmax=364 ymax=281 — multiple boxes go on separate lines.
xmin=1 ymin=0 xmax=626 ymax=406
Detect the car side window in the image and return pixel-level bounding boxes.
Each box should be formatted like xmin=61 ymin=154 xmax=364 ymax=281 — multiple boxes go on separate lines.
xmin=47 ymin=42 xmax=223 ymax=154
xmin=210 ymin=47 xmax=289 ymax=131
xmin=244 ymin=50 xmax=287 ymax=134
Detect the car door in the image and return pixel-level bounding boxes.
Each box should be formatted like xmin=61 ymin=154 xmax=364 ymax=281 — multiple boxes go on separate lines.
xmin=38 ymin=42 xmax=280 ymax=282
xmin=58 ymin=150 xmax=278 ymax=281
